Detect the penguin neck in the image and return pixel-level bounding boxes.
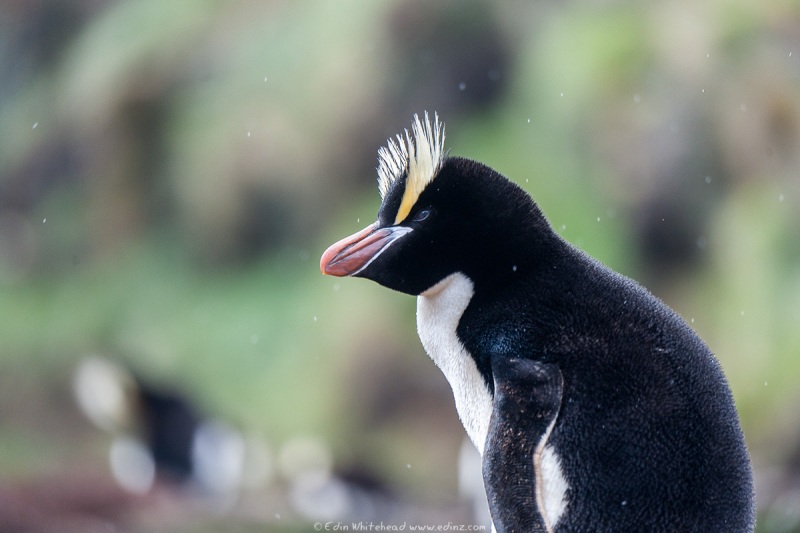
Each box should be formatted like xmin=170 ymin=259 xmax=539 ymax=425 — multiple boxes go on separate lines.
xmin=416 ymin=272 xmax=494 ymax=454
xmin=460 ymin=218 xmax=565 ymax=298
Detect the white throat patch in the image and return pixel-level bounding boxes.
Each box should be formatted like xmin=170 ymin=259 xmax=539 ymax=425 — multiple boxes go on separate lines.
xmin=417 ymin=273 xmax=493 ymax=454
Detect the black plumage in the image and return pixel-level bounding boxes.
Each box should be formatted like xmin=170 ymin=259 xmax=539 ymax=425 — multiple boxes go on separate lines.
xmin=321 ymin=114 xmax=755 ymax=532
xmin=483 ymin=358 xmax=562 ymax=532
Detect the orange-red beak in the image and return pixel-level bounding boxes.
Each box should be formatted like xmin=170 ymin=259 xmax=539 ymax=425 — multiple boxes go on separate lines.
xmin=321 ymin=224 xmax=412 ymax=277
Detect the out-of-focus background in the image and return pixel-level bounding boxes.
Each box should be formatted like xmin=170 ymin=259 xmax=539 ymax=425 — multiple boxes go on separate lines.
xmin=1 ymin=1 xmax=798 ymax=531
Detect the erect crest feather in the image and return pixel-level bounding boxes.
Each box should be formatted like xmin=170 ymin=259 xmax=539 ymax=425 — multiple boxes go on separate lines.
xmin=376 ymin=112 xmax=445 ymax=224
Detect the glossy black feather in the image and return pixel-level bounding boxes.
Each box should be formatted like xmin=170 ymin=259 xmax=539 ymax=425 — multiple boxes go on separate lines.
xmin=484 ymin=358 xmax=562 ymax=533
xmin=356 ymin=155 xmax=755 ymax=532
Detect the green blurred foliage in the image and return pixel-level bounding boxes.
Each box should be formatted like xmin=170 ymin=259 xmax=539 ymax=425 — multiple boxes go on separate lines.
xmin=1 ymin=0 xmax=799 ymax=530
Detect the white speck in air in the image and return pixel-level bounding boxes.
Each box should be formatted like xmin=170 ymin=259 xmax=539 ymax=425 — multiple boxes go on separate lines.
xmin=633 ymin=94 xmax=641 ymax=104
xmin=247 ymin=131 xmax=251 ymax=137
xmin=512 ymin=265 xmax=517 ymax=272
xmin=705 ymin=176 xmax=712 ymax=184
xmin=406 ymin=463 xmax=411 ymax=469
xmin=32 ymin=122 xmax=38 ymax=129
xmin=527 ymin=118 xmax=531 ymax=123
xmin=740 ymin=310 xmax=745 ymax=317
xmin=560 ymin=92 xmax=564 ymax=97
xmin=250 ymin=334 xmax=259 ymax=344
xmin=458 ymin=82 xmax=466 ymax=91
xmin=42 ymin=218 xmax=47 ymax=223
xmin=313 ymin=316 xmax=318 ymax=322
xmin=332 ymin=284 xmax=341 ymax=292
xmin=778 ymin=193 xmax=784 ymax=202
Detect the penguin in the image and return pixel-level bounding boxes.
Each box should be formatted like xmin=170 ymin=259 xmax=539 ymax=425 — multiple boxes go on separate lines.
xmin=73 ymin=356 xmax=246 ymax=500
xmin=320 ymin=113 xmax=755 ymax=532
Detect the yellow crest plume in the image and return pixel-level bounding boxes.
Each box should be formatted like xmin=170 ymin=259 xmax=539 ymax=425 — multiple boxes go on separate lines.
xmin=377 ymin=112 xmax=445 ymax=224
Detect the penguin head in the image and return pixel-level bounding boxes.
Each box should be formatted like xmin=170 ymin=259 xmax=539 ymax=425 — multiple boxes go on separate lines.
xmin=321 ymin=113 xmax=553 ymax=295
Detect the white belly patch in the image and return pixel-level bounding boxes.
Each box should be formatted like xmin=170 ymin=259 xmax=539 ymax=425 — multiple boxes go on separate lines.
xmin=537 ymin=424 xmax=568 ymax=530
xmin=417 ymin=273 xmax=493 ymax=455
xmin=417 ymin=272 xmax=568 ymax=528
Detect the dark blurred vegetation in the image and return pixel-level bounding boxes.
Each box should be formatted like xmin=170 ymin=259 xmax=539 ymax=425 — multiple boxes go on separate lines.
xmin=1 ymin=0 xmax=799 ymax=531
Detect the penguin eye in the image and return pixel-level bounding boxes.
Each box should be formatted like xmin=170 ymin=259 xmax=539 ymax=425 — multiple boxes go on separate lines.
xmin=413 ymin=209 xmax=432 ymax=223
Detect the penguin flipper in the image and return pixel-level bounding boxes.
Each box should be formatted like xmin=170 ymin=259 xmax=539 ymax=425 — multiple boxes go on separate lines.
xmin=483 ymin=357 xmax=563 ymax=533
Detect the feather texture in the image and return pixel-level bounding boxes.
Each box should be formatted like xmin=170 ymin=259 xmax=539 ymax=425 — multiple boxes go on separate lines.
xmin=376 ymin=112 xmax=445 ymax=224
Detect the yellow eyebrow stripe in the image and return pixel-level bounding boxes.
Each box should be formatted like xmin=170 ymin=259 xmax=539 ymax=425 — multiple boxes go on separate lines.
xmin=394 ymin=184 xmax=418 ymax=224
xmin=391 ymin=113 xmax=444 ymax=224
